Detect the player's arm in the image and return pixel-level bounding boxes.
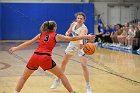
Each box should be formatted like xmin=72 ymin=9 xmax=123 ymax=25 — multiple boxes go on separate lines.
xmin=65 ymin=22 xmax=75 ymax=36
xmin=9 ymin=34 xmax=40 ymax=53
xmin=55 ymin=34 xmax=94 ymax=42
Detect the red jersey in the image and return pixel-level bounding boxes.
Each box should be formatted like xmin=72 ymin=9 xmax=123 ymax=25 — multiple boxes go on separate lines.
xmin=35 ymin=31 xmax=57 ymax=55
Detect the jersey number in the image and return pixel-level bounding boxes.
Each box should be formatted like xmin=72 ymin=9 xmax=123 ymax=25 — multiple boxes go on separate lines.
xmin=44 ymin=35 xmax=49 ymax=42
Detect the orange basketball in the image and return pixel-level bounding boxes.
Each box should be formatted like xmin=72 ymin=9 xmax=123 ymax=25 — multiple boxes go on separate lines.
xmin=83 ymin=43 xmax=96 ymax=55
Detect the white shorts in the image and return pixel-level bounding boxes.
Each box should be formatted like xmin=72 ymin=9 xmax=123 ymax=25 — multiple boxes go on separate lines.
xmin=65 ymin=44 xmax=85 ymax=56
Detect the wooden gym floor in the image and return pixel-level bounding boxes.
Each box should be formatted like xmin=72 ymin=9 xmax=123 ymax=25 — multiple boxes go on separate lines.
xmin=0 ymin=42 xmax=140 ymax=93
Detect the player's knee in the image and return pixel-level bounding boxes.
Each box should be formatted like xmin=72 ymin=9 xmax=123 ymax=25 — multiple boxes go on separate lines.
xmin=61 ymin=63 xmax=66 ymax=67
xmin=81 ymin=63 xmax=87 ymax=69
xmin=21 ymin=75 xmax=29 ymax=81
xmin=57 ymin=73 xmax=65 ymax=78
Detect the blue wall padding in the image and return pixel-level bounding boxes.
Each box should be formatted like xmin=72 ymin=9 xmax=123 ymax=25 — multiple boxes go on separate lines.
xmin=0 ymin=4 xmax=1 ymax=40
xmin=0 ymin=3 xmax=94 ymax=40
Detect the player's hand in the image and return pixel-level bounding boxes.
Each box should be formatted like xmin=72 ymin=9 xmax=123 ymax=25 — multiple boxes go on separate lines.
xmin=79 ymin=44 xmax=84 ymax=49
xmin=9 ymin=47 xmax=18 ymax=54
xmin=65 ymin=32 xmax=70 ymax=36
xmin=87 ymin=34 xmax=95 ymax=40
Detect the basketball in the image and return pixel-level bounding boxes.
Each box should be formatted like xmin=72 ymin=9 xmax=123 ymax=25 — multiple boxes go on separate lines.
xmin=83 ymin=43 xmax=96 ymax=55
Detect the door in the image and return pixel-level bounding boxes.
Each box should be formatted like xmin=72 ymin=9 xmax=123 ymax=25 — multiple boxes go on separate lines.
xmin=108 ymin=5 xmax=131 ymax=25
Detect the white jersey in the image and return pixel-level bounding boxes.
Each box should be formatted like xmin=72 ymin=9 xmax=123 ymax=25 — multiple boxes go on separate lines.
xmin=65 ymin=22 xmax=88 ymax=56
xmin=69 ymin=22 xmax=88 ymax=46
xmin=128 ymin=29 xmax=135 ymax=37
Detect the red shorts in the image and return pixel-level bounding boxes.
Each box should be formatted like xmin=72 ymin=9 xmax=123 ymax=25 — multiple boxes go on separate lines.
xmin=26 ymin=53 xmax=56 ymax=71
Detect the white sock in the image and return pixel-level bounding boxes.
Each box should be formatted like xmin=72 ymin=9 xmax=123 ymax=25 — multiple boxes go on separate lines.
xmin=14 ymin=90 xmax=19 ymax=93
xmin=87 ymin=82 xmax=90 ymax=86
xmin=70 ymin=91 xmax=75 ymax=93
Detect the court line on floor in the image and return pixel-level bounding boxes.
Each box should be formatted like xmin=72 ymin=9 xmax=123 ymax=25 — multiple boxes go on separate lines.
xmin=7 ymin=49 xmax=140 ymax=86
xmin=53 ymin=52 xmax=140 ymax=86
xmin=7 ymin=51 xmax=56 ymax=79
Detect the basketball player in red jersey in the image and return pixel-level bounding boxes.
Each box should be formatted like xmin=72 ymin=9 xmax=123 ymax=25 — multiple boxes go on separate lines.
xmin=9 ymin=21 xmax=94 ymax=93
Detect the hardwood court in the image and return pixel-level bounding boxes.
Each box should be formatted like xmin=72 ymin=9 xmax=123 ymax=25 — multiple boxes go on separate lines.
xmin=0 ymin=42 xmax=140 ymax=93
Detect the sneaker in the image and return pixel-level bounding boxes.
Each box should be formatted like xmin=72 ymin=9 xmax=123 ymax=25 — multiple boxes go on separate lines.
xmin=50 ymin=78 xmax=61 ymax=89
xmin=137 ymin=48 xmax=140 ymax=54
xmin=126 ymin=45 xmax=132 ymax=50
xmin=86 ymin=85 xmax=92 ymax=93
xmin=137 ymin=48 xmax=140 ymax=52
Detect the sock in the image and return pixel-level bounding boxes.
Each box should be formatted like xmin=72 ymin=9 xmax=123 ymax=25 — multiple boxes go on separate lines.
xmin=70 ymin=91 xmax=75 ymax=93
xmin=87 ymin=82 xmax=90 ymax=86
xmin=14 ymin=90 xmax=19 ymax=93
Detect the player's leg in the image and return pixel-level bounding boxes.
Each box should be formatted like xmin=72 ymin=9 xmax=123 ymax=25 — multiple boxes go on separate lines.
xmin=79 ymin=49 xmax=92 ymax=93
xmin=50 ymin=54 xmax=72 ymax=89
xmin=50 ymin=45 xmax=76 ymax=89
xmin=80 ymin=56 xmax=89 ymax=83
xmin=80 ymin=56 xmax=92 ymax=93
xmin=61 ymin=54 xmax=73 ymax=73
xmin=14 ymin=54 xmax=39 ymax=93
xmin=61 ymin=44 xmax=77 ymax=73
xmin=48 ymin=65 xmax=75 ymax=93
xmin=14 ymin=67 xmax=35 ymax=93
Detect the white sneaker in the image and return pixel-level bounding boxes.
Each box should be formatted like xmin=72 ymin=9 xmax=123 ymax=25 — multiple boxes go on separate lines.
xmin=137 ymin=48 xmax=140 ymax=54
xmin=137 ymin=48 xmax=140 ymax=52
xmin=50 ymin=78 xmax=61 ymax=89
xmin=86 ymin=85 xmax=92 ymax=93
xmin=126 ymin=46 xmax=132 ymax=50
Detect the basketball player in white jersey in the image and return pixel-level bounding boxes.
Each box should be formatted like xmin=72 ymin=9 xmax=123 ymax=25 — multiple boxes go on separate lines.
xmin=50 ymin=12 xmax=92 ymax=93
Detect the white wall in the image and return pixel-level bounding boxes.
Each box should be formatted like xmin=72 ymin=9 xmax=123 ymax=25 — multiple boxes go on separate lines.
xmin=94 ymin=2 xmax=108 ymax=24
xmin=94 ymin=2 xmax=108 ymax=33
xmin=93 ymin=2 xmax=140 ymax=33
xmin=94 ymin=2 xmax=140 ymax=25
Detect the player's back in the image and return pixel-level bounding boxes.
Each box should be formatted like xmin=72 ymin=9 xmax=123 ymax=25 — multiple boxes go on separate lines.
xmin=35 ymin=31 xmax=56 ymax=54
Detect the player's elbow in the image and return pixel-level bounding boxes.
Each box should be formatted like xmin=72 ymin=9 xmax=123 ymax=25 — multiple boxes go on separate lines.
xmin=26 ymin=40 xmax=34 ymax=46
xmin=65 ymin=37 xmax=74 ymax=41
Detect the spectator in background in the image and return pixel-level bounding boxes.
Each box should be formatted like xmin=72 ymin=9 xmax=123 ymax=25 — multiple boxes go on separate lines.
xmin=137 ymin=22 xmax=140 ymax=30
xmin=133 ymin=27 xmax=140 ymax=51
xmin=117 ymin=25 xmax=128 ymax=46
xmin=102 ymin=25 xmax=113 ymax=44
xmin=97 ymin=14 xmax=104 ymax=33
xmin=95 ymin=23 xmax=105 ymax=43
xmin=125 ymin=25 xmax=135 ymax=49
xmin=110 ymin=24 xmax=123 ymax=46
